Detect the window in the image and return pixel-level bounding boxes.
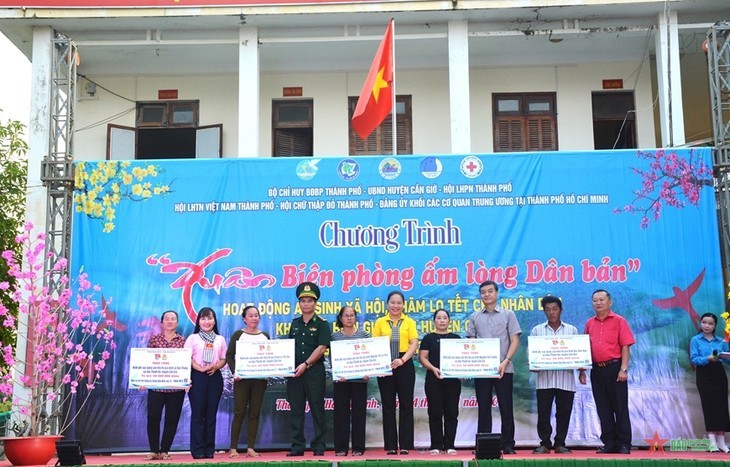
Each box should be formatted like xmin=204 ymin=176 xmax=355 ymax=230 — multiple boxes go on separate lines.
xmin=493 ymin=93 xmax=557 ymax=152
xmin=272 ymin=99 xmax=313 ymax=157
xmin=136 ymin=101 xmax=199 ymax=128
xmin=348 ymin=95 xmax=413 ymax=155
xmin=107 ymin=100 xmax=220 ymax=160
xmin=592 ymin=91 xmax=636 ymax=149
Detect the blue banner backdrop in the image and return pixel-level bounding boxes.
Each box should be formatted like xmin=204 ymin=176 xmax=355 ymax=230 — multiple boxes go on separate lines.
xmin=69 ymin=148 xmax=724 ymax=452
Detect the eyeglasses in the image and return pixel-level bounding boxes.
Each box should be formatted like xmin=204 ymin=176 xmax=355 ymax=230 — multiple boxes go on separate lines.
xmin=342 ymin=314 xmax=356 ymax=318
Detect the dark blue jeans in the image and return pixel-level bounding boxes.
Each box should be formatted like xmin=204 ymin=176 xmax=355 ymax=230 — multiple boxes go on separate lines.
xmin=188 ymin=369 xmax=223 ymax=458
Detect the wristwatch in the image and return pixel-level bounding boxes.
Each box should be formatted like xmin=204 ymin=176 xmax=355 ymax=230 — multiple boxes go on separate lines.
xmin=620 ymin=368 xmax=628 ymax=374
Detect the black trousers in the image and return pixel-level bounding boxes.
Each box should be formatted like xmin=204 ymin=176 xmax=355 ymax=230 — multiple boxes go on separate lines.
xmin=333 ymin=381 xmax=368 ymax=453
xmin=590 ymin=363 xmax=631 ymax=450
xmin=147 ymin=390 xmax=185 ymax=453
xmin=474 ymin=373 xmax=514 ymax=450
xmin=424 ymin=373 xmax=461 ymax=451
xmin=377 ymin=359 xmax=415 ymax=451
xmin=188 ymin=369 xmax=223 ymax=458
xmin=536 ymin=388 xmax=575 ymax=448
xmin=696 ymin=362 xmax=730 ymax=431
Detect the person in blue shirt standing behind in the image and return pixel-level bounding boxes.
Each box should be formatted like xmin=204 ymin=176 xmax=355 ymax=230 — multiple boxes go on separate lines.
xmin=689 ymin=312 xmax=730 ymax=453
xmin=419 ymin=309 xmax=461 ymax=455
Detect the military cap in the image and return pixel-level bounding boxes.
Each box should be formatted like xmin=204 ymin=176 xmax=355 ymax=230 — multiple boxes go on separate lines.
xmin=296 ymin=282 xmax=320 ymax=300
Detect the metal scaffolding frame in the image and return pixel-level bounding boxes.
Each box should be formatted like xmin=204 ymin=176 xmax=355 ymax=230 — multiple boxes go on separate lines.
xmin=708 ymin=22 xmax=730 ymax=279
xmin=39 ymin=33 xmax=77 ymax=434
xmin=41 ymin=34 xmax=76 ymax=296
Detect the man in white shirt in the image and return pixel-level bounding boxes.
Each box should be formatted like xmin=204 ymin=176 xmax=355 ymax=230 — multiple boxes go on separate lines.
xmin=529 ymin=296 xmax=586 ymax=454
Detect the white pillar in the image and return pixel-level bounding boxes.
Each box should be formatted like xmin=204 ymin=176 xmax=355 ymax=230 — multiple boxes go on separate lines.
xmin=448 ymin=20 xmax=471 ymax=154
xmin=238 ymin=26 xmax=260 ymax=157
xmin=14 ymin=26 xmax=54 ymax=432
xmin=655 ymin=11 xmax=685 ymax=147
xmin=26 ymin=26 xmax=53 ymax=233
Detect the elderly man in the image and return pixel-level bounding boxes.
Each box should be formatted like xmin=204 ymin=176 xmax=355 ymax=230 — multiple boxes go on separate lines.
xmin=530 ymin=296 xmax=586 ymax=454
xmin=584 ymin=289 xmax=635 ymax=454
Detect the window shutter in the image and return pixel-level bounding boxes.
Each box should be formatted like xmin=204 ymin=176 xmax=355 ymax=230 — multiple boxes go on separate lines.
xmin=527 ymin=116 xmax=557 ymax=151
xmin=274 ymin=129 xmax=311 ymax=157
xmin=349 ymin=96 xmax=412 ymax=155
xmin=495 ymin=117 xmax=525 ymax=152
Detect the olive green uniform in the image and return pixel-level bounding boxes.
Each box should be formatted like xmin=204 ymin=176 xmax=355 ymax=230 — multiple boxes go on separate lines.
xmin=287 ymin=313 xmax=331 ymax=453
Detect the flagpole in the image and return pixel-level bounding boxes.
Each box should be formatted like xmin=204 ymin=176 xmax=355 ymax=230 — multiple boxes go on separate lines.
xmin=390 ymin=18 xmax=397 ymax=156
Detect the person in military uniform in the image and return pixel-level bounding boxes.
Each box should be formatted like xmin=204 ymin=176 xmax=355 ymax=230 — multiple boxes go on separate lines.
xmin=286 ymin=282 xmax=331 ymax=456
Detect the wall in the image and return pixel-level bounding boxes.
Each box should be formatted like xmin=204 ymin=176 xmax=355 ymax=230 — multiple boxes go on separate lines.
xmin=74 ymin=62 xmax=656 ymax=161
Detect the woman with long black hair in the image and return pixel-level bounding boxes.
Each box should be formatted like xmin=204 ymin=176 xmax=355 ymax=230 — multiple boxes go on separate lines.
xmin=184 ymin=307 xmax=227 ymax=459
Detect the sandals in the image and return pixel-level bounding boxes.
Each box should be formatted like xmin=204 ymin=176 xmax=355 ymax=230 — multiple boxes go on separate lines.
xmin=247 ymin=449 xmax=260 ymax=458
xmin=228 ymin=450 xmax=240 ymax=458
xmin=145 ymin=453 xmax=159 ymax=461
xmin=160 ymin=453 xmax=172 ymax=460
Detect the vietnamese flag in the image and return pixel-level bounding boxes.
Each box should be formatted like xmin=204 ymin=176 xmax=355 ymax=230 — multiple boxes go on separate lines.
xmin=352 ymin=20 xmax=394 ymax=140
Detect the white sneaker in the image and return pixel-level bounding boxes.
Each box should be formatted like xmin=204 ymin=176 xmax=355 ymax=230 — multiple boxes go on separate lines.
xmin=446 ymin=449 xmax=457 ymax=455
xmin=429 ymin=449 xmax=441 ymax=455
xmin=709 ymin=445 xmax=720 ymax=453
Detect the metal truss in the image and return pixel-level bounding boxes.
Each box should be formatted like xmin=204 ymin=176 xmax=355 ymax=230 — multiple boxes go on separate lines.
xmin=708 ymin=21 xmax=730 ymax=166
xmin=708 ymin=22 xmax=730 ymax=277
xmin=40 ymin=34 xmax=76 ymax=296
xmin=38 ymin=34 xmax=77 ymax=435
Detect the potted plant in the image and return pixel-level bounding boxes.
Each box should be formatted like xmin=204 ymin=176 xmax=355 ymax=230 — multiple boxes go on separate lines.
xmin=0 ymin=222 xmax=115 ymax=466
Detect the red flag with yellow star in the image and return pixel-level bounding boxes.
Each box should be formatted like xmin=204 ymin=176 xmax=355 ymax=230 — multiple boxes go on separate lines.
xmin=352 ymin=20 xmax=394 ymax=140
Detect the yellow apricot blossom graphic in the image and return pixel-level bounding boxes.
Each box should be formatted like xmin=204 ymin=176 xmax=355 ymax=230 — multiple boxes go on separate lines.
xmin=74 ymin=161 xmax=171 ymax=233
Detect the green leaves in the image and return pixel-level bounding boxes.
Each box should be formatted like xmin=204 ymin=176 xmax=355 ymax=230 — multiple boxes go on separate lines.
xmin=0 ymin=113 xmax=29 ymax=358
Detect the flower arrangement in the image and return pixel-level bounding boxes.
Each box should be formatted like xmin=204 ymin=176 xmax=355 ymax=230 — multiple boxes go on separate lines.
xmin=721 ymin=311 xmax=730 ymax=343
xmin=0 ymin=222 xmax=115 ymax=436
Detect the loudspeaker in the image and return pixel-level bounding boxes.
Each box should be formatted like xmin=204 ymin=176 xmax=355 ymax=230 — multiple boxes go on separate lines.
xmin=55 ymin=439 xmax=86 ymax=466
xmin=475 ymin=432 xmax=502 ymax=459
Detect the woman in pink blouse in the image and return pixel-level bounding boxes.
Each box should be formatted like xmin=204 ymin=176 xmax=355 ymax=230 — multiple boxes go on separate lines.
xmin=184 ymin=307 xmax=227 ymax=459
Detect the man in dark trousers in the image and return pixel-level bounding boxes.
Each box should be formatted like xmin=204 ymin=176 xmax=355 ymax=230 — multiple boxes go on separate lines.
xmin=466 ymin=280 xmax=521 ymax=454
xmin=286 ymin=282 xmax=331 ymax=456
xmin=584 ymin=289 xmax=635 ymax=454
xmin=530 ymin=296 xmax=586 ymax=454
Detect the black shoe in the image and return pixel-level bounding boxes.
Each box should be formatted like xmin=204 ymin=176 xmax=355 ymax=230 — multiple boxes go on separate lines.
xmin=352 ymin=451 xmax=364 ymax=456
xmin=503 ymin=448 xmax=517 ymax=455
xmin=313 ymin=451 xmax=325 ymax=456
xmin=386 ymin=450 xmax=398 ymax=455
xmin=554 ymin=446 xmax=572 ymax=454
xmin=286 ymin=451 xmax=304 ymax=457
xmin=532 ymin=446 xmax=550 ymax=454
xmin=596 ymin=447 xmax=617 ymax=454
xmin=617 ymin=446 xmax=631 ymax=454
xmin=400 ymin=450 xmax=409 ymax=455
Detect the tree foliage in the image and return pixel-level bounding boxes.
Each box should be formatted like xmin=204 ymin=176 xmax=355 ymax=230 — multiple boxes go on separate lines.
xmin=0 ymin=113 xmax=29 ymax=354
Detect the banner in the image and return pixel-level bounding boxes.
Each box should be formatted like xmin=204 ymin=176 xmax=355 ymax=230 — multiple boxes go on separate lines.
xmin=527 ymin=335 xmax=591 ymax=370
xmin=70 ymin=149 xmax=724 ymax=451
xmin=440 ymin=338 xmax=500 ymax=378
xmin=234 ymin=339 xmax=295 ymax=378
xmin=330 ymin=336 xmax=392 ymax=380
xmin=128 ymin=348 xmax=192 ymax=390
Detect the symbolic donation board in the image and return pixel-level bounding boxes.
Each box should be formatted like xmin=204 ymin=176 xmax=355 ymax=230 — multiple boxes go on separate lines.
xmin=128 ymin=348 xmax=192 ymax=390
xmin=330 ymin=336 xmax=393 ymax=380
